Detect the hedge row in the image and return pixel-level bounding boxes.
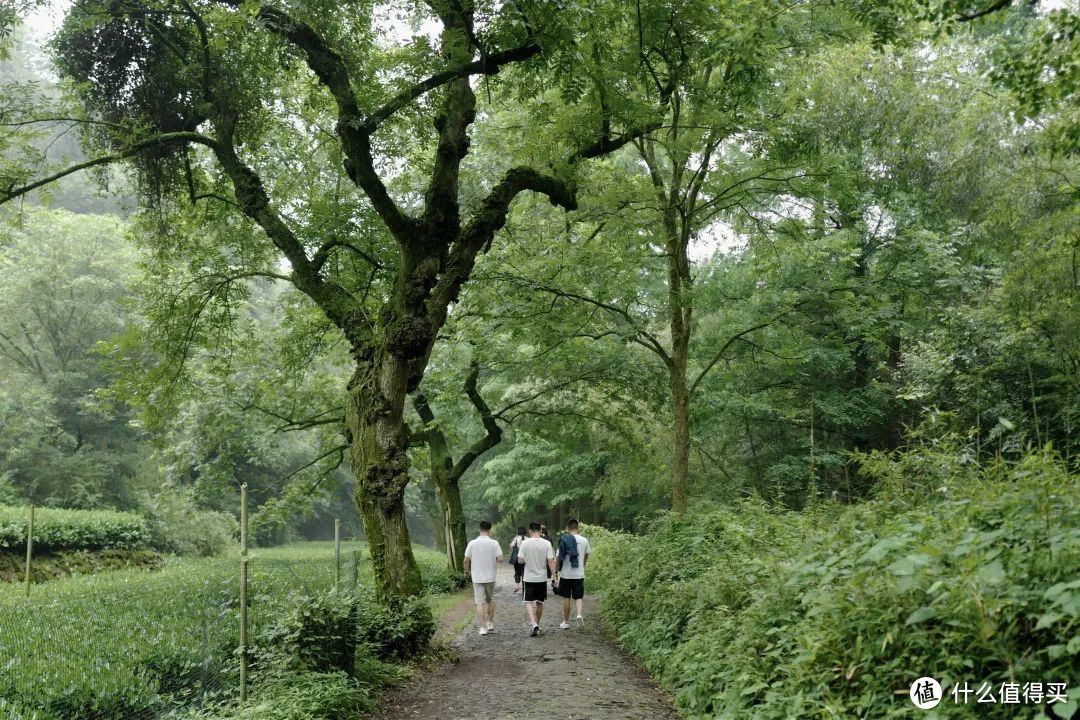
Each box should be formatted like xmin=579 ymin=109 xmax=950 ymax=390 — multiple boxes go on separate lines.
xmin=589 ymin=446 xmax=1080 ymax=719
xmin=0 ymin=505 xmax=152 ymax=553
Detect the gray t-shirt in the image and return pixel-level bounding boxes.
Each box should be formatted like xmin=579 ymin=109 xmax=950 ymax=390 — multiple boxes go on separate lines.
xmin=558 ymin=533 xmax=590 ymax=580
xmin=518 ymin=536 xmax=554 ymax=583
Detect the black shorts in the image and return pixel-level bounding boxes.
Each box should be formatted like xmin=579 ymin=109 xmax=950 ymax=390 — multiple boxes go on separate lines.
xmin=523 ymin=581 xmax=547 ymax=603
xmin=557 ymin=578 xmax=584 ymax=600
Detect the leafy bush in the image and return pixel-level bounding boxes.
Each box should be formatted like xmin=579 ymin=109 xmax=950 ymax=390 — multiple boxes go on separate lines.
xmin=143 ymin=493 xmax=238 ymax=557
xmin=592 ymin=446 xmax=1080 ymax=719
xmin=177 ymin=667 xmax=403 ymax=720
xmin=355 ymin=594 xmax=436 ymax=661
xmin=419 ymin=564 xmax=467 ymax=594
xmin=0 ymin=504 xmax=151 ymax=553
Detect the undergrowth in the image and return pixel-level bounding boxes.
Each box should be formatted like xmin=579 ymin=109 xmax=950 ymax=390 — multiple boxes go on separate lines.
xmin=589 ymin=444 xmax=1080 ymax=718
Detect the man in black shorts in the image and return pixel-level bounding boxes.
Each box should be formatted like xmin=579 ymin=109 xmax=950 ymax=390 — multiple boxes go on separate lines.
xmin=555 ymin=518 xmax=591 ymax=629
xmin=517 ymin=522 xmax=556 ymax=636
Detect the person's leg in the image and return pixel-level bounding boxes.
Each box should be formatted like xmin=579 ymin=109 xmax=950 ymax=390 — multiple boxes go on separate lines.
xmin=487 ymin=600 xmax=496 ymax=627
xmin=525 ymin=600 xmax=538 ymax=627
xmin=473 ymin=583 xmax=489 ymax=633
xmin=575 ymin=597 xmax=584 ymax=618
xmin=563 ymin=597 xmax=571 ymax=623
xmin=535 ymin=600 xmax=544 ymax=623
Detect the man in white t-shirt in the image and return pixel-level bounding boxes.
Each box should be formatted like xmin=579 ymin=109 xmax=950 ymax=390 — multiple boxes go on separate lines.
xmin=555 ymin=518 xmax=591 ymax=629
xmin=517 ymin=521 xmax=556 ymax=637
xmin=463 ymin=520 xmax=502 ymax=635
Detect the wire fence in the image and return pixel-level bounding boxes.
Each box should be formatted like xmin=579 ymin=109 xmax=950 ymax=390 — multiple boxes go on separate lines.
xmin=0 ymin=495 xmax=368 ymax=720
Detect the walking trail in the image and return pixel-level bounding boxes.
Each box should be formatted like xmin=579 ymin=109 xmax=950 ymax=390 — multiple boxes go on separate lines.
xmin=371 ymin=563 xmax=679 ymax=720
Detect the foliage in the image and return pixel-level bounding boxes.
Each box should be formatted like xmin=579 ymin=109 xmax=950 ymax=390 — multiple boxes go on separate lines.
xmin=142 ymin=491 xmax=238 ymax=557
xmin=181 ymin=669 xmax=394 ymax=720
xmin=0 ymin=542 xmax=446 ymax=719
xmin=0 ymin=209 xmax=145 ymax=510
xmin=0 ymin=504 xmax=151 ymax=553
xmin=591 ymin=446 xmax=1080 ymax=718
xmin=0 ymin=548 xmax=162 ymax=583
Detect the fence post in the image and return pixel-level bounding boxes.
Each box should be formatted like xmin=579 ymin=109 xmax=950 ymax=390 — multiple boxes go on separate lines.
xmin=239 ymin=483 xmax=248 ymax=703
xmin=24 ymin=504 xmax=34 ymax=598
xmin=334 ymin=518 xmax=341 ymax=585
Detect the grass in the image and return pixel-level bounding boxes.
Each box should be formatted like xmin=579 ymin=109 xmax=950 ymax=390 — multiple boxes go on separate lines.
xmin=0 ymin=541 xmax=453 ymax=720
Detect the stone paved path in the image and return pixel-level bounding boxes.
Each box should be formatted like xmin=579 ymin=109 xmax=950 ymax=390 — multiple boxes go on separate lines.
xmin=371 ymin=563 xmax=679 ymax=720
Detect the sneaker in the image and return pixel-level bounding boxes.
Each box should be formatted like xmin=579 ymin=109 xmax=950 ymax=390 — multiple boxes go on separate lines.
xmin=559 ymin=622 xmax=571 ymax=629
xmin=576 ymin=615 xmax=585 ymax=624
xmin=530 ymin=624 xmax=540 ymax=637
xmin=486 ymin=622 xmax=495 ymax=631
xmin=478 ymin=627 xmax=488 ymax=636
xmin=536 ymin=625 xmax=544 ymax=635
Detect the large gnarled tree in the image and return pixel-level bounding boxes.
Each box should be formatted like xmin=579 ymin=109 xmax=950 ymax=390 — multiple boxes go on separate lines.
xmin=1 ymin=0 xmax=676 ymax=601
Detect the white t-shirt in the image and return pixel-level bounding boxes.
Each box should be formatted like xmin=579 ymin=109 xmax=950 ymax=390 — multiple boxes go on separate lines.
xmin=463 ymin=535 xmax=502 ymax=584
xmin=518 ymin=536 xmax=554 ymax=583
xmin=557 ymin=533 xmax=591 ymax=580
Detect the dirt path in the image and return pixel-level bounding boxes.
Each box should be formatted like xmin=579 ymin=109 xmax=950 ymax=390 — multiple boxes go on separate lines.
xmin=372 ymin=563 xmax=679 ymax=720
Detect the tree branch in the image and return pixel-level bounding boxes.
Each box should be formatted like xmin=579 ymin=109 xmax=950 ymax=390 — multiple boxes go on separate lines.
xmin=256 ymin=5 xmax=413 ymax=241
xmin=427 ymin=168 xmax=578 ymax=331
xmin=448 ymin=361 xmax=503 ymax=483
xmin=0 ymin=131 xmax=216 ymax=205
xmin=957 ymin=0 xmax=1012 ymax=22
xmin=367 ymin=42 xmax=542 ymax=131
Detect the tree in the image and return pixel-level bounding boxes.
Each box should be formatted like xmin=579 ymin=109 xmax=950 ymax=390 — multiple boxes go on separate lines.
xmin=1 ymin=0 xmax=680 ymax=602
xmin=0 ymin=208 xmax=144 ymax=507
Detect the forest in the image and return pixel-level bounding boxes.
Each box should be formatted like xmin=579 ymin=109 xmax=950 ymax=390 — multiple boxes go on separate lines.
xmin=0 ymin=0 xmax=1078 ymax=718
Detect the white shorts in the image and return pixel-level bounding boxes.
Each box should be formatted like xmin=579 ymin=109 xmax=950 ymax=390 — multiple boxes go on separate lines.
xmin=473 ymin=581 xmax=495 ymax=604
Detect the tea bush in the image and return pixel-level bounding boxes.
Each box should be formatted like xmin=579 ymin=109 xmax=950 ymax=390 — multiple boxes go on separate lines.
xmin=0 ymin=505 xmax=152 ymax=552
xmin=0 ymin=542 xmax=448 ymax=719
xmin=592 ymin=446 xmax=1080 ymax=719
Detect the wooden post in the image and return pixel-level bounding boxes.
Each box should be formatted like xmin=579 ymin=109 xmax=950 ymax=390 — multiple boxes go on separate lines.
xmin=809 ymin=401 xmax=816 ymax=495
xmin=24 ymin=504 xmax=34 ymax=598
xmin=239 ymin=483 xmax=248 ymax=703
xmin=334 ymin=518 xmax=341 ymax=585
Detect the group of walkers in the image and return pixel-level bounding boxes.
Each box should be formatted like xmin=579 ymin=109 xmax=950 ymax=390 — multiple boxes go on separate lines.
xmin=462 ymin=519 xmax=591 ymax=637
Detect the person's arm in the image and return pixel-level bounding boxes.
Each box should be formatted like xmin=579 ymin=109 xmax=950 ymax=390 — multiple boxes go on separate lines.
xmin=463 ymin=557 xmax=471 ymax=575
xmin=496 ymin=543 xmax=504 ymax=563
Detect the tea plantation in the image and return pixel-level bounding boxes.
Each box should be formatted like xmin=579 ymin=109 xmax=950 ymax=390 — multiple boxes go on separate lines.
xmin=0 ymin=541 xmax=462 ymax=720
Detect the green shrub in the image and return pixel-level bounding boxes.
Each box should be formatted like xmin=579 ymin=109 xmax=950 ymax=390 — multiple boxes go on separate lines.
xmin=355 ymin=594 xmax=437 ymax=661
xmin=419 ymin=564 xmax=467 ymax=594
xmin=177 ymin=666 xmax=403 ymax=720
xmin=592 ymin=446 xmax=1080 ymax=719
xmin=0 ymin=505 xmax=152 ymax=553
xmin=143 ymin=493 xmax=238 ymax=557
xmin=252 ymin=586 xmax=359 ymax=675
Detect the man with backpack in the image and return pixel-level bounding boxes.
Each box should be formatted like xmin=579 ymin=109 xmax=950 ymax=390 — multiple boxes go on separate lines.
xmin=508 ymin=525 xmax=527 ymax=593
xmin=463 ymin=520 xmax=503 ymax=635
xmin=555 ymin=518 xmax=591 ymax=629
